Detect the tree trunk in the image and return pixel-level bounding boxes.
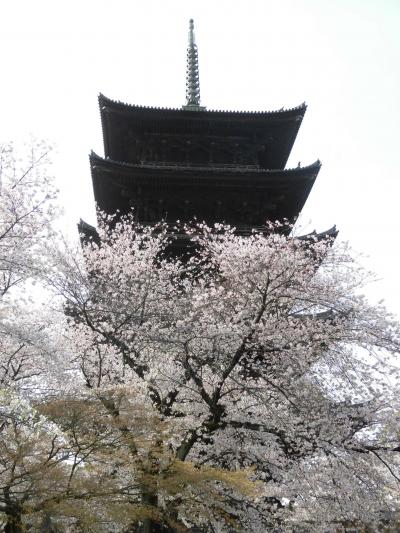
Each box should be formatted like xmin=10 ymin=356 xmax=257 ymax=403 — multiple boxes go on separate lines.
xmin=40 ymin=512 xmax=58 ymax=532
xmin=137 ymin=489 xmax=163 ymax=533
xmin=4 ymin=510 xmax=23 ymax=533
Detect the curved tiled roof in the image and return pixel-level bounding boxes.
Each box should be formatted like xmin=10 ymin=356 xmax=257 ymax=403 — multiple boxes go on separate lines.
xmin=89 ymin=151 xmax=321 ymax=178
xmin=98 ymin=94 xmax=307 ymax=171
xmin=78 ymin=218 xmax=337 ymax=246
xmin=98 ymin=93 xmax=307 ymax=118
xmin=89 ymin=152 xmax=320 ymax=229
xmin=298 ymin=226 xmax=338 ymax=241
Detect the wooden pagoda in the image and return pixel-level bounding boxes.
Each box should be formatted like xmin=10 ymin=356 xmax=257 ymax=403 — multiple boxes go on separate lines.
xmin=82 ymin=19 xmax=335 ymax=245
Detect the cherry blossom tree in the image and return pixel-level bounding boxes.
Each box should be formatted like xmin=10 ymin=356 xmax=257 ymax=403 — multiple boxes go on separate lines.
xmin=0 ymin=141 xmax=58 ymax=390
xmin=0 ymin=142 xmax=398 ymax=530
xmin=0 ymin=143 xmax=256 ymax=531
xmin=40 ymin=215 xmax=400 ymax=532
xmin=1 ymin=386 xmax=256 ymax=532
xmin=0 ymin=141 xmax=64 ymax=531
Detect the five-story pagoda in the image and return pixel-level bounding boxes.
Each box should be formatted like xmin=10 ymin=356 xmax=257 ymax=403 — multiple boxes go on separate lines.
xmin=82 ymin=20 xmax=335 ymax=244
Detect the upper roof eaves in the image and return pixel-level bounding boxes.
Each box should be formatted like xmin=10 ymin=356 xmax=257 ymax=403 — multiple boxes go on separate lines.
xmin=98 ymin=93 xmax=307 ymax=119
xmin=90 ymin=151 xmax=321 ymax=176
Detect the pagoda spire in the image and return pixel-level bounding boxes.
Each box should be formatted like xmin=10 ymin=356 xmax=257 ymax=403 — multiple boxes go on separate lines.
xmin=183 ymin=19 xmax=206 ymax=111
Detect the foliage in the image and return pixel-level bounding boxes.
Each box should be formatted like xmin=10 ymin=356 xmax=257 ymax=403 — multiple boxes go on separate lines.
xmin=0 ymin=141 xmax=57 ymax=295
xmin=1 ymin=385 xmax=257 ymax=532
xmin=0 ymin=141 xmax=58 ymax=390
xmin=0 ymin=147 xmax=400 ymax=531
xmin=40 ymin=214 xmax=400 ymax=531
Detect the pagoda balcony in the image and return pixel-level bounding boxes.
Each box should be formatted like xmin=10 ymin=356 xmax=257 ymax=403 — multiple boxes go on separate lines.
xmin=138 ymin=161 xmax=262 ymax=171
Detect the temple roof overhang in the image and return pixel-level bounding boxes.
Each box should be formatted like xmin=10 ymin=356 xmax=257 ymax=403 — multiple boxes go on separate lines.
xmin=299 ymin=225 xmax=339 ymax=242
xmin=89 ymin=152 xmax=320 ymax=227
xmin=78 ymin=218 xmax=338 ymax=248
xmin=99 ymin=94 xmax=306 ymax=171
xmin=90 ymin=151 xmax=320 ymax=180
xmin=99 ymin=93 xmax=307 ymax=120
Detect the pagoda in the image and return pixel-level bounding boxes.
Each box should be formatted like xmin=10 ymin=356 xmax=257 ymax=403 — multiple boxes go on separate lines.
xmin=83 ymin=20 xmax=335 ymax=245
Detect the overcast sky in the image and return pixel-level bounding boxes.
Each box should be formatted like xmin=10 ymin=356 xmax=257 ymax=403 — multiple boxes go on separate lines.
xmin=1 ymin=0 xmax=399 ymax=312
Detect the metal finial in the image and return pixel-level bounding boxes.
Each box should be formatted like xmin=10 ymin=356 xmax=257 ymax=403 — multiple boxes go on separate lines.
xmin=189 ymin=18 xmax=195 ymax=46
xmin=182 ymin=19 xmax=205 ymax=111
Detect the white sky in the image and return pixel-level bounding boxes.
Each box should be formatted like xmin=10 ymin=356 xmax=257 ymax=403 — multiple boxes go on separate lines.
xmin=1 ymin=0 xmax=400 ymax=313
